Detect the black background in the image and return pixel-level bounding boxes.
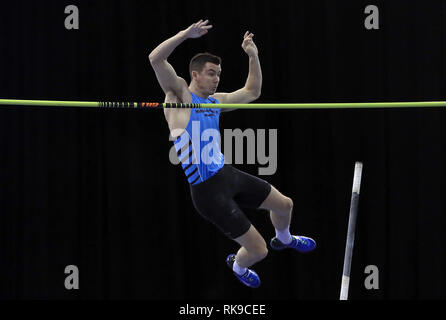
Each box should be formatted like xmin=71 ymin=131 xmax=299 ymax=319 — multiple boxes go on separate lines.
xmin=1 ymin=0 xmax=446 ymax=300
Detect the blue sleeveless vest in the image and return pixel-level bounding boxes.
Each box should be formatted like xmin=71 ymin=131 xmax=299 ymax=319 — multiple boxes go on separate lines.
xmin=173 ymin=92 xmax=225 ymax=185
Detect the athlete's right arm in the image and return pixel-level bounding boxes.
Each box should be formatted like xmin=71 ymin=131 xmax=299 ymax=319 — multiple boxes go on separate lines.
xmin=149 ymin=20 xmax=213 ymax=95
xmin=149 ymin=31 xmax=188 ymax=94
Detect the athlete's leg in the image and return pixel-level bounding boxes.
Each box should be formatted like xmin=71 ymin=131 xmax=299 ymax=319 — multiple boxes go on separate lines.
xmin=258 ymin=185 xmax=293 ymax=235
xmin=227 ymin=165 xmax=292 ymax=233
xmin=259 ymin=185 xmax=316 ymax=252
xmin=232 ymin=224 xmax=268 ymax=268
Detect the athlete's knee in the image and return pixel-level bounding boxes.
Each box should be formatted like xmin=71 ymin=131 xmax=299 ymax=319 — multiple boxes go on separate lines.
xmin=275 ymin=196 xmax=293 ymax=216
xmin=257 ymin=246 xmax=268 ymax=260
xmin=285 ymin=197 xmax=293 ymax=212
xmin=252 ymin=241 xmax=268 ymax=260
xmin=244 ymin=239 xmax=268 ymax=260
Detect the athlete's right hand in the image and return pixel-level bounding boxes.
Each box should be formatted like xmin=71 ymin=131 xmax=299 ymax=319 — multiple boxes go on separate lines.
xmin=183 ymin=19 xmax=212 ymax=39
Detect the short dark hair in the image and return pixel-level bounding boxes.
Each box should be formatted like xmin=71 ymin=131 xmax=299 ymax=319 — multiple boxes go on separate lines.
xmin=189 ymin=52 xmax=221 ymax=77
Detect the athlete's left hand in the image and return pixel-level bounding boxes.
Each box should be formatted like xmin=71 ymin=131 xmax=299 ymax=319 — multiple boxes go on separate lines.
xmin=241 ymin=31 xmax=258 ymax=57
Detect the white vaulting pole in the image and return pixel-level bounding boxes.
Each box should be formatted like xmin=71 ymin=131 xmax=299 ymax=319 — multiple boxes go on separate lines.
xmin=340 ymin=162 xmax=363 ymax=300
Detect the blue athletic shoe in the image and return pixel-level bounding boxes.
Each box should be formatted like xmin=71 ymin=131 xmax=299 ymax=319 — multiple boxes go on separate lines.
xmin=226 ymin=254 xmax=261 ymax=288
xmin=270 ymin=235 xmax=316 ymax=253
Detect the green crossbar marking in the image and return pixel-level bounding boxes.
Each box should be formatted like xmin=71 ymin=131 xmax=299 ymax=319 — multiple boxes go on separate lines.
xmin=2 ymin=99 xmax=446 ymax=109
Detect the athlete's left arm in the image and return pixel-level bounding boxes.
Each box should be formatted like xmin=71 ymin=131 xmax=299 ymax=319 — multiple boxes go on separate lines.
xmin=211 ymin=32 xmax=262 ymax=112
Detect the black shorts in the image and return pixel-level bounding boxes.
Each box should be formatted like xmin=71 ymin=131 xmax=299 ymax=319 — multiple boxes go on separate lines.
xmin=189 ymin=164 xmax=272 ymax=239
